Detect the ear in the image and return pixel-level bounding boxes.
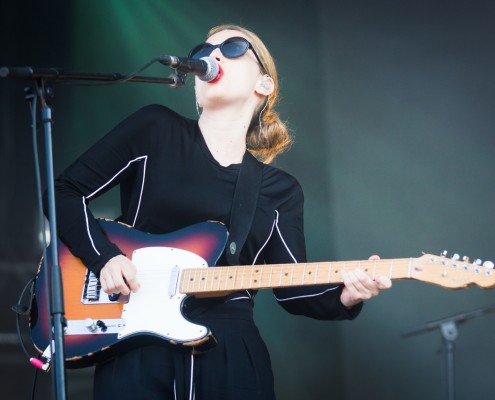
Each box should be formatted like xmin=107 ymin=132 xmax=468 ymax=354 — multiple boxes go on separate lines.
xmin=255 ymin=75 xmax=274 ymax=96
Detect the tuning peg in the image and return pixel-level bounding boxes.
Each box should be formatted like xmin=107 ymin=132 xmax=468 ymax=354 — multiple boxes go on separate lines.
xmin=474 ymin=259 xmax=482 ymax=266
xmin=441 ymin=250 xmax=448 ymax=257
xmin=483 ymin=261 xmax=494 ymax=269
xmin=462 ymin=256 xmax=470 ymax=262
xmin=452 ymin=253 xmax=460 ymax=261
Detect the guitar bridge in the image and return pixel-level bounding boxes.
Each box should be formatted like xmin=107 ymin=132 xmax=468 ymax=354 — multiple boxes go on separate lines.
xmin=81 ymin=270 xmax=129 ymax=304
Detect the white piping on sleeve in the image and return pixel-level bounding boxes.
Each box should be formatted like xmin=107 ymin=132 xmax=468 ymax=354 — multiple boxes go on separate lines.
xmin=82 ymin=198 xmax=100 ymax=255
xmin=131 ymin=156 xmax=147 ymax=226
xmin=273 ymin=210 xmax=298 ymax=263
xmin=252 ymin=211 xmax=277 ymax=265
xmin=189 ymin=353 xmax=195 ymax=400
xmin=271 ymin=210 xmax=340 ymax=302
xmin=82 ymin=155 xmax=148 ymax=256
xmin=226 ymin=294 xmax=251 ymax=302
xmin=85 ymin=156 xmax=148 ymax=200
xmin=274 ymin=285 xmax=339 ymax=302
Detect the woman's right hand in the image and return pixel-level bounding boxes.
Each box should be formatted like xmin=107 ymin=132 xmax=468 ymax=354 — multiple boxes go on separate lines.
xmin=99 ymin=255 xmax=140 ymax=295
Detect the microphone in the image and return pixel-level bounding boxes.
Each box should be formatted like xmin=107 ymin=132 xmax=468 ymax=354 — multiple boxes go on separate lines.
xmin=158 ymin=55 xmax=220 ymax=82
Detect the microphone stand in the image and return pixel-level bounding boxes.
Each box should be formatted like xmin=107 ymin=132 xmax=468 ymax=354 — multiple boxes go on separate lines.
xmin=1 ymin=65 xmax=185 ymax=400
xmin=401 ymin=304 xmax=495 ymax=400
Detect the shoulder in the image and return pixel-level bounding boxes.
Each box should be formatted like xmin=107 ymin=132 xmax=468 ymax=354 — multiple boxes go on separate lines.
xmin=260 ymin=163 xmax=304 ymax=204
xmin=128 ymin=104 xmax=194 ymax=128
xmin=112 ymin=104 xmax=197 ymax=146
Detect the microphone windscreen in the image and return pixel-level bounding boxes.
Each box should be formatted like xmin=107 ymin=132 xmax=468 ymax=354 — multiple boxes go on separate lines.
xmin=199 ymin=57 xmax=220 ymax=82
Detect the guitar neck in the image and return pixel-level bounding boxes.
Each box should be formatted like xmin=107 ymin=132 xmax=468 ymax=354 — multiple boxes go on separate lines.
xmin=179 ymin=258 xmax=414 ymax=295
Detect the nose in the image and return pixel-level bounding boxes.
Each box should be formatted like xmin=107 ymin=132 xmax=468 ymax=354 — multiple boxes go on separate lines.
xmin=210 ymin=47 xmax=223 ymax=62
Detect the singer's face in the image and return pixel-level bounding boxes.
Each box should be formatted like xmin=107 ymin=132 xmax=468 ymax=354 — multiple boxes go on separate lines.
xmin=195 ymin=30 xmax=264 ymax=109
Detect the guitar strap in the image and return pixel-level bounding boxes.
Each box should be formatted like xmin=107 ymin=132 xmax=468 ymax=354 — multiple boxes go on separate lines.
xmin=225 ymin=151 xmax=263 ymax=266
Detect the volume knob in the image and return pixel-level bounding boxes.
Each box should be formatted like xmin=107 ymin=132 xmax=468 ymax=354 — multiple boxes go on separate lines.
xmin=85 ymin=318 xmax=97 ymax=332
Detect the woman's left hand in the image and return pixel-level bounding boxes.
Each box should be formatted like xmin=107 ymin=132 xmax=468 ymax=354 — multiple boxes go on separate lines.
xmin=340 ymin=255 xmax=392 ymax=308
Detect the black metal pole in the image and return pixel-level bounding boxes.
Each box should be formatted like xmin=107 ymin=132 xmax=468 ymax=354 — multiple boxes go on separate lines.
xmin=440 ymin=321 xmax=458 ymax=400
xmin=40 ymin=92 xmax=67 ymax=400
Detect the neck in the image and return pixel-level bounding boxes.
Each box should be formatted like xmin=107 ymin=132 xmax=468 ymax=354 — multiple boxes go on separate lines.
xmin=198 ymin=108 xmax=251 ymax=167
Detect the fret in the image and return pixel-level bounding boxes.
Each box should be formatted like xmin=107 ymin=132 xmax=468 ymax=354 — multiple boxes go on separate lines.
xmin=180 ymin=270 xmax=185 ymax=293
xmin=259 ymin=266 xmax=263 ymax=289
xmin=372 ymin=260 xmax=376 ymax=280
xmin=407 ymin=258 xmax=412 ymax=278
xmin=188 ymin=269 xmax=193 ymax=292
xmin=290 ymin=264 xmax=295 ymax=286
xmin=203 ymin=268 xmax=209 ymax=292
xmin=238 ymin=266 xmax=243 ymax=289
xmin=314 ymin=263 xmax=318 ymax=285
xmin=224 ymin=267 xmax=229 ymax=290
xmin=327 ymin=262 xmax=331 ymax=284
xmin=278 ymin=264 xmax=283 ymax=287
xmin=233 ymin=267 xmax=238 ymax=290
xmin=388 ymin=260 xmax=393 ymax=279
xmin=217 ymin=268 xmax=222 ymax=291
xmin=186 ymin=269 xmax=192 ymax=293
xmin=210 ymin=268 xmax=215 ymax=291
xmin=302 ymin=263 xmax=306 ymax=285
xmin=268 ymin=265 xmax=273 ymax=288
xmin=194 ymin=269 xmax=200 ymax=292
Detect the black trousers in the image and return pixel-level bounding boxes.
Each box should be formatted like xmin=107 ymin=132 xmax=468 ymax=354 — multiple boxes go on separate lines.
xmin=94 ymin=299 xmax=275 ymax=400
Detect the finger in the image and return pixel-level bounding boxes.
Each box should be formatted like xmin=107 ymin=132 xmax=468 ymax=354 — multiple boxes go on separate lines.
xmin=122 ymin=264 xmax=140 ymax=293
xmin=100 ymin=271 xmax=119 ymax=295
xmin=101 ymin=255 xmax=137 ymax=295
xmin=347 ymin=269 xmax=381 ymax=299
xmin=342 ymin=270 xmax=372 ymax=300
xmin=110 ymin=270 xmax=131 ymax=295
xmin=344 ymin=270 xmax=369 ymax=291
xmin=368 ymin=254 xmax=381 ymax=261
xmin=99 ymin=274 xmax=110 ymax=294
xmin=102 ymin=263 xmax=130 ymax=295
xmin=375 ymin=275 xmax=392 ymax=290
xmin=353 ymin=269 xmax=380 ymax=293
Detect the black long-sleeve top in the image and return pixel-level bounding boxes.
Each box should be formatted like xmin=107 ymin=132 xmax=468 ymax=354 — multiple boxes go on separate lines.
xmin=50 ymin=104 xmax=361 ymax=320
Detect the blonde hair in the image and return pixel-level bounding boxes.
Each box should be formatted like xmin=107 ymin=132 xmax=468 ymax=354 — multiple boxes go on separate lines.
xmin=207 ymin=24 xmax=292 ymax=164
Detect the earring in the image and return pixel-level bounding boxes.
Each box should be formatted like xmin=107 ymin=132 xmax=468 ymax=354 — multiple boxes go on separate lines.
xmin=259 ymin=76 xmax=270 ymax=90
xmin=258 ymin=74 xmax=271 ymax=91
xmin=259 ymin=81 xmax=270 ymax=90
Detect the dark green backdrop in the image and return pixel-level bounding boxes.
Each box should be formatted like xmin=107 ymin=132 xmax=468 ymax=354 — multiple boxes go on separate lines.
xmin=1 ymin=1 xmax=494 ymax=399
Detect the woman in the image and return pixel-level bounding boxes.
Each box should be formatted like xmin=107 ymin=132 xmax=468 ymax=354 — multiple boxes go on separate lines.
xmin=51 ymin=24 xmax=391 ymax=400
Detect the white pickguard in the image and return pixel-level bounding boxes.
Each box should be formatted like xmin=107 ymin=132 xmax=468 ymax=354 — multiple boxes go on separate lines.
xmin=117 ymin=246 xmax=209 ymax=343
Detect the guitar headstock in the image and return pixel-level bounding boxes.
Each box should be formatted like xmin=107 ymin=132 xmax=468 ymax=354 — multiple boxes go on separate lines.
xmin=414 ymin=252 xmax=494 ymax=289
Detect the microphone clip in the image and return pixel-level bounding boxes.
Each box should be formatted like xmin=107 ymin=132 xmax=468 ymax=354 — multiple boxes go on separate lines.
xmin=168 ymin=72 xmax=186 ymax=88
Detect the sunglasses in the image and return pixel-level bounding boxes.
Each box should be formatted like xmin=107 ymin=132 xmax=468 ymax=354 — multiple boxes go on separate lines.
xmin=188 ymin=36 xmax=264 ymax=69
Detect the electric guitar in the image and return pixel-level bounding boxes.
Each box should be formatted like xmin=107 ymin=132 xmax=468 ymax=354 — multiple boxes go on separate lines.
xmin=29 ymin=220 xmax=494 ymax=368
